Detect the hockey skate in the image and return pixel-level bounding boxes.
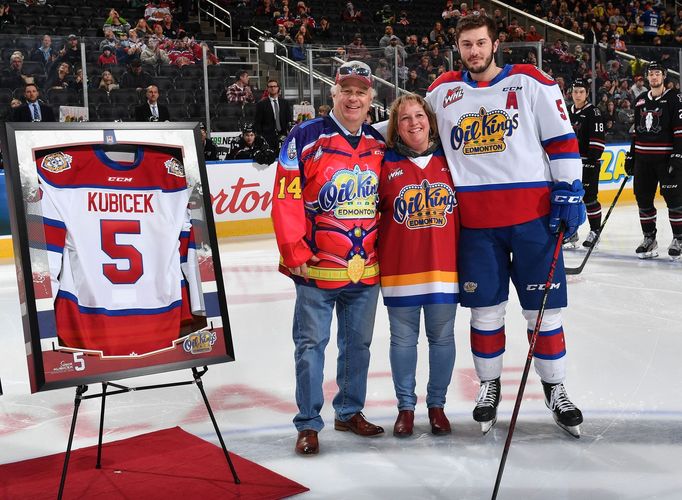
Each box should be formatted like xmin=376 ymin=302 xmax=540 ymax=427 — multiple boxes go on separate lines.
xmin=562 ymin=231 xmax=579 ymax=249
xmin=473 ymin=378 xmax=500 ymax=435
xmin=668 ymin=238 xmax=682 ymax=261
xmin=582 ymin=230 xmax=600 ymax=250
xmin=542 ymin=381 xmax=583 ymax=438
xmin=635 ymin=234 xmax=658 ymax=259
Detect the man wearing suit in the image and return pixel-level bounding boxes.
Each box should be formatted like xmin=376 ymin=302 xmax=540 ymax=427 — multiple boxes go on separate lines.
xmin=134 ymin=84 xmax=170 ymax=122
xmin=11 ymin=84 xmax=56 ymax=122
xmin=254 ymin=78 xmax=292 ymax=150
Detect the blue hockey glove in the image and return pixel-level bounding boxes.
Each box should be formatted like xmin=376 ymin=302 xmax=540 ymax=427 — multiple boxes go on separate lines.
xmin=549 ymin=179 xmax=586 ymax=238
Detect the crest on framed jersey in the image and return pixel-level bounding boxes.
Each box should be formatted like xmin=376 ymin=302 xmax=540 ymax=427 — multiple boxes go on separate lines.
xmin=1 ymin=122 xmax=234 ymax=392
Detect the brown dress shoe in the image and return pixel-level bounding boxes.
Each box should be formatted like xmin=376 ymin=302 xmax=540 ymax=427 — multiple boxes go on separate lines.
xmin=334 ymin=412 xmax=385 ymax=437
xmin=428 ymin=407 xmax=452 ymax=435
xmin=295 ymin=430 xmax=319 ymax=455
xmin=393 ymin=410 xmax=414 ymax=437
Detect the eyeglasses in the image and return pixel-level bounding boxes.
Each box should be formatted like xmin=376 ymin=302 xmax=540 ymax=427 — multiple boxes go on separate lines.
xmin=338 ymin=65 xmax=371 ymax=77
xmin=267 ymin=84 xmax=279 ymax=88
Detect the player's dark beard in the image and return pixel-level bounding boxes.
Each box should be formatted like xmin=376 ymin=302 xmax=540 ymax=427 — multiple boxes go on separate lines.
xmin=462 ymin=51 xmax=494 ymax=74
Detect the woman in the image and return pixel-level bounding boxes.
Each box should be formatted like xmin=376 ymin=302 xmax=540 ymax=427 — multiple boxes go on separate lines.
xmin=45 ymin=62 xmax=73 ymax=90
xmin=378 ymin=94 xmax=459 ymax=437
xmin=98 ymin=70 xmax=119 ymax=92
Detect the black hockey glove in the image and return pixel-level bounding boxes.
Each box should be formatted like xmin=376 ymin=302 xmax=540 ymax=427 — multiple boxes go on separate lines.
xmin=623 ymin=152 xmax=634 ymax=176
xmin=669 ymin=154 xmax=682 ymax=174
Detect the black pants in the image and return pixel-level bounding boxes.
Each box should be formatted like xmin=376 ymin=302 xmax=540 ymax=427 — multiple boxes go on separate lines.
xmin=634 ymin=157 xmax=682 ymax=237
xmin=582 ymin=161 xmax=601 ymax=231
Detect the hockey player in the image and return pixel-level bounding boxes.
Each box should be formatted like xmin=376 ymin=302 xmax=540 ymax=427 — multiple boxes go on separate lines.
xmin=566 ymin=78 xmax=605 ymax=249
xmin=624 ymin=61 xmax=682 ymax=260
xmin=271 ymin=61 xmax=386 ymax=456
xmin=425 ymin=14 xmax=585 ymax=437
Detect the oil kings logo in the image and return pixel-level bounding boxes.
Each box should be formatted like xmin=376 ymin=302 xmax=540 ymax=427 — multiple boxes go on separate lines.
xmin=165 ymin=158 xmax=185 ymax=177
xmin=41 ymin=151 xmax=73 ymax=173
xmin=443 ymin=86 xmax=464 ymax=108
xmin=450 ymin=107 xmax=519 ymax=155
xmin=318 ymin=165 xmax=378 ymax=219
xmin=183 ymin=330 xmax=217 ymax=354
xmin=393 ymin=180 xmax=456 ymax=229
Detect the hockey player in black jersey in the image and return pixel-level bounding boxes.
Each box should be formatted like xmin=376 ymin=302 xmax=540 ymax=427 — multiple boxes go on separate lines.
xmin=566 ymin=78 xmax=606 ymax=249
xmin=624 ymin=61 xmax=682 ymax=260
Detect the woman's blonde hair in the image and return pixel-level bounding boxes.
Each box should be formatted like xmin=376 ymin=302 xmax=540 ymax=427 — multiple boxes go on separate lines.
xmin=385 ymin=93 xmax=438 ymax=149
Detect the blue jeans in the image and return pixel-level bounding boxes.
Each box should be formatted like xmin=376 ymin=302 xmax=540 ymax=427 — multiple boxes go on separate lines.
xmin=388 ymin=304 xmax=457 ymax=410
xmin=292 ymin=283 xmax=380 ymax=432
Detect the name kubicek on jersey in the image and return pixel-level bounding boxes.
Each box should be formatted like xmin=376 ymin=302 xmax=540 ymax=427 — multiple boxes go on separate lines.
xmin=450 ymin=107 xmax=520 ymax=155
xmin=393 ymin=180 xmax=457 ymax=229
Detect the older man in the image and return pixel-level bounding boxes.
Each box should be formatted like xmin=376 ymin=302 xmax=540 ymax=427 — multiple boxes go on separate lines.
xmin=271 ymin=61 xmax=385 ymax=456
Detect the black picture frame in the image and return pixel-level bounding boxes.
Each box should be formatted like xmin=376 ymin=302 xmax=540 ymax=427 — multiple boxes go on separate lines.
xmin=0 ymin=122 xmax=234 ymax=392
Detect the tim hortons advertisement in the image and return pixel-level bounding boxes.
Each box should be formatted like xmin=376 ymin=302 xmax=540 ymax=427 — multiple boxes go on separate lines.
xmin=0 ymin=122 xmax=234 ymax=392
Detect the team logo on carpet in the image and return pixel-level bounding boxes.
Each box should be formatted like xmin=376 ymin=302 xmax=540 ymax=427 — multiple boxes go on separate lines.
xmin=183 ymin=330 xmax=217 ymax=354
xmin=443 ymin=86 xmax=464 ymax=108
xmin=463 ymin=281 xmax=477 ymax=293
xmin=450 ymin=107 xmax=519 ymax=155
xmin=164 ymin=158 xmax=185 ymax=177
xmin=40 ymin=152 xmax=73 ymax=173
xmin=393 ymin=180 xmax=456 ymax=229
xmin=318 ymin=165 xmax=378 ymax=219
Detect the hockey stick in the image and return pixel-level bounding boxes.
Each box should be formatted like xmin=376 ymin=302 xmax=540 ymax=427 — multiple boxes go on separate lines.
xmin=565 ymin=175 xmax=630 ymax=275
xmin=490 ymin=226 xmax=565 ymax=500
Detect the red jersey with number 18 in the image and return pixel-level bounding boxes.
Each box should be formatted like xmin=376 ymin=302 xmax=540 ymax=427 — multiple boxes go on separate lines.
xmin=36 ymin=144 xmax=197 ymax=356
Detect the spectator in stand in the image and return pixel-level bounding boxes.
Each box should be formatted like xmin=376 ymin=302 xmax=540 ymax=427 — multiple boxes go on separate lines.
xmin=397 ymin=10 xmax=410 ymax=28
xmin=100 ymin=29 xmax=119 ymax=52
xmin=45 ymin=62 xmax=73 ymax=91
xmin=254 ymin=77 xmax=292 ymax=150
xmin=342 ymin=1 xmax=362 ymax=23
xmin=384 ymin=36 xmax=406 ymax=67
xmin=641 ymin=2 xmax=660 ymax=42
xmin=418 ymin=36 xmax=431 ymax=56
xmin=375 ymin=3 xmax=395 ymax=25
xmin=190 ymin=40 xmax=219 ymax=66
xmin=125 ymin=29 xmax=146 ymax=61
xmin=98 ymin=46 xmax=118 ymax=67
xmin=140 ymin=36 xmax=170 ymax=65
xmin=346 ymin=34 xmax=371 ymax=62
xmin=135 ymin=84 xmax=170 ymax=121
xmin=103 ymin=8 xmax=131 ymax=36
xmin=404 ymin=68 xmax=422 ymax=94
xmin=150 ymin=23 xmax=169 ymax=47
xmin=98 ymin=69 xmax=120 ymax=92
xmin=314 ymin=16 xmax=333 ymax=42
xmin=161 ymin=13 xmax=179 ymax=38
xmin=11 ymin=83 xmax=55 ymax=122
xmin=134 ymin=17 xmax=154 ymax=37
xmin=120 ymin=59 xmax=154 ymax=91
xmin=525 ymin=25 xmax=543 ymax=42
xmin=631 ymin=75 xmax=647 ymax=99
xmin=255 ymin=0 xmax=275 ymax=17
xmin=430 ymin=21 xmax=446 ymax=43
xmin=10 ymin=98 xmax=22 ymax=110
xmin=442 ymin=0 xmax=460 ymax=29
xmin=317 ymin=104 xmax=330 ymax=116
xmin=225 ymin=70 xmax=255 ymax=104
xmin=429 ymin=44 xmax=448 ymax=71
xmin=145 ymin=0 xmax=171 ymax=24
xmin=167 ymin=38 xmax=197 ymax=67
xmin=0 ymin=2 xmax=15 ymax=25
xmin=613 ymin=33 xmax=627 ymax=51
xmin=291 ymin=33 xmax=308 ymax=62
xmin=294 ymin=12 xmax=316 ymax=33
xmin=3 ymin=52 xmax=34 ymax=89
xmin=274 ymin=24 xmax=293 ymax=45
xmin=379 ymin=26 xmax=396 ymax=48
xmin=415 ymin=55 xmax=433 ymax=89
xmin=295 ymin=24 xmax=313 ymax=43
xmin=31 ymin=35 xmax=58 ymax=72
xmin=276 ymin=5 xmax=296 ymax=33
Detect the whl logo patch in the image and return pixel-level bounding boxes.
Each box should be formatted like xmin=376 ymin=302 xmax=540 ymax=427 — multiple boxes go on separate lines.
xmin=443 ymin=87 xmax=464 ymax=108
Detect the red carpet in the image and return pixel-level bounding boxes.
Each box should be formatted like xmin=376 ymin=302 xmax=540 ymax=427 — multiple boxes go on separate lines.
xmin=0 ymin=427 xmax=308 ymax=499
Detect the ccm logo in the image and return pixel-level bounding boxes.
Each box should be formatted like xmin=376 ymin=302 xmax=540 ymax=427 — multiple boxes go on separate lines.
xmin=553 ymin=195 xmax=582 ymax=203
xmin=108 ymin=177 xmax=134 ymax=182
xmin=526 ymin=283 xmax=561 ymax=291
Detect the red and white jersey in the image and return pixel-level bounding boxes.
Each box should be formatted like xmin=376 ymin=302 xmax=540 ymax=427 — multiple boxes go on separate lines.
xmin=378 ymin=148 xmax=459 ymax=307
xmin=425 ymin=64 xmax=582 ymax=229
xmin=36 ymin=144 xmax=200 ymax=356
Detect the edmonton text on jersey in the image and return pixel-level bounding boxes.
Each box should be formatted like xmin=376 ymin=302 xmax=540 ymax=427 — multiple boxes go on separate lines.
xmin=317 ymin=165 xmax=379 ymax=218
xmin=450 ymin=107 xmax=519 ymax=154
xmin=87 ymin=192 xmax=155 ymax=213
xmin=393 ymin=180 xmax=456 ymax=229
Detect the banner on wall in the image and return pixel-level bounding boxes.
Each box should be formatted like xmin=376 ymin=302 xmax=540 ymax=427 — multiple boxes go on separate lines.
xmin=0 ymin=142 xmax=638 ymax=251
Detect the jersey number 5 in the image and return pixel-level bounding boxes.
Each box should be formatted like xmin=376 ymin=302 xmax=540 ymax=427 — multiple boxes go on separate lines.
xmin=101 ymin=219 xmax=143 ymax=284
xmin=555 ymin=99 xmax=567 ymax=120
